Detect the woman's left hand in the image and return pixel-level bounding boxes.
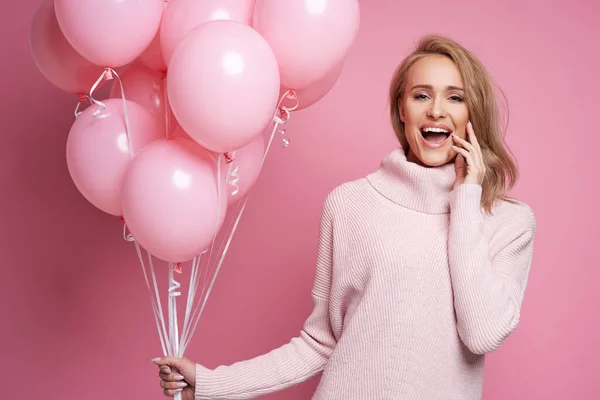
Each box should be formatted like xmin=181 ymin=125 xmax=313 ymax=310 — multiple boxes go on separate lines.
xmin=451 ymin=121 xmax=487 ymax=190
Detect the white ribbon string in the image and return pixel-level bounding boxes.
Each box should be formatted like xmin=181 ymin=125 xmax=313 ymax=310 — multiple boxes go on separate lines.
xmin=129 ymin=90 xmax=299 ymax=376
xmin=179 ymin=92 xmax=297 ymax=354
xmin=74 ymin=95 xmax=90 ymax=119
xmin=133 ymin=240 xmax=168 ymax=356
xmin=88 ymin=68 xmax=134 ymax=159
xmin=148 ymin=250 xmax=172 ymax=355
xmin=226 ymin=154 xmax=240 ymax=197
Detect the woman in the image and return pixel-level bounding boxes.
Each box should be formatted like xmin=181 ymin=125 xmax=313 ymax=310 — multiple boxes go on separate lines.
xmin=152 ymin=34 xmax=537 ymax=399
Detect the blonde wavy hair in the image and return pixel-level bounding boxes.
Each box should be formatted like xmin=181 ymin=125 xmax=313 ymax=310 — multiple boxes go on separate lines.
xmin=389 ymin=34 xmax=519 ymax=214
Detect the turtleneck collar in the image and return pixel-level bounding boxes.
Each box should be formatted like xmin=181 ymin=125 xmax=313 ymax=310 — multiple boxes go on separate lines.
xmin=366 ymin=147 xmax=457 ymax=214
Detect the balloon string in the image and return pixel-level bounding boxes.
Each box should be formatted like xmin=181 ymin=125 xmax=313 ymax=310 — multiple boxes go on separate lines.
xmin=133 ymin=240 xmax=169 ymax=356
xmin=87 ymin=68 xmax=134 ymax=159
xmin=110 ymin=69 xmax=134 ymax=159
xmin=180 ymin=91 xmax=295 ymax=354
xmin=162 ymin=74 xmax=171 ymax=139
xmin=74 ymin=94 xmax=91 ymax=119
xmin=226 ymin=152 xmax=240 ymax=197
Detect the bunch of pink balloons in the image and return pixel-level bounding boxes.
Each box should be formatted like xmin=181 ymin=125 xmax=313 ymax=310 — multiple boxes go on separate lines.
xmin=29 ymin=0 xmax=360 ymax=263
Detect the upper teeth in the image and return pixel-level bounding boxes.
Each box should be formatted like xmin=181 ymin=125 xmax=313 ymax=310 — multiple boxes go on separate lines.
xmin=422 ymin=127 xmax=450 ymax=133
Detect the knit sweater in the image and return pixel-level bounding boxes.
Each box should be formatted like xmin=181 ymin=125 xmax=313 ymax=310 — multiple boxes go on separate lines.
xmin=195 ymin=147 xmax=537 ymax=399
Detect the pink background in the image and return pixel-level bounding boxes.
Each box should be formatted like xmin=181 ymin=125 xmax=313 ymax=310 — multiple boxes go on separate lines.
xmin=2 ymin=0 xmax=599 ymax=399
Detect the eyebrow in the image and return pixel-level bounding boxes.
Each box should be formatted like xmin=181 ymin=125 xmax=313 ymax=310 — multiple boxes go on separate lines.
xmin=410 ymin=84 xmax=465 ymax=92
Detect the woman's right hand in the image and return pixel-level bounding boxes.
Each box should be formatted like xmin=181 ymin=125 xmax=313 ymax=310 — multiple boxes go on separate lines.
xmin=152 ymin=356 xmax=196 ymax=399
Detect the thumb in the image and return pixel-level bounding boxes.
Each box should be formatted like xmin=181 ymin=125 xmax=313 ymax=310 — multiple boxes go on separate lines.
xmin=152 ymin=355 xmax=180 ymax=367
xmin=152 ymin=356 xmax=196 ymax=382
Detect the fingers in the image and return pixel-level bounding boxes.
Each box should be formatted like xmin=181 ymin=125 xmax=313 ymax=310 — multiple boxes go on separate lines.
xmin=152 ymin=356 xmax=178 ymax=368
xmin=466 ymin=121 xmax=481 ymax=150
xmin=161 ymin=379 xmax=188 ymax=396
xmin=451 ymin=133 xmax=484 ymax=171
xmin=451 ymin=133 xmax=475 ymax=153
xmin=451 ymin=145 xmax=476 ymax=167
xmin=159 ymin=366 xmax=172 ymax=375
xmin=163 ymin=388 xmax=183 ymax=397
xmin=160 ymin=379 xmax=188 ymax=390
xmin=159 ymin=371 xmax=186 ymax=382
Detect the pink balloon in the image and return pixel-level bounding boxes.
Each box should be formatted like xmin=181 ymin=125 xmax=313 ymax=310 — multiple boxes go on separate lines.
xmin=29 ymin=0 xmax=104 ymax=94
xmin=121 ymin=138 xmax=227 ymax=262
xmin=66 ymin=99 xmax=163 ymax=216
xmin=138 ymin=30 xmax=168 ymax=73
xmin=109 ymin=63 xmax=179 ymax=136
xmin=168 ymin=20 xmax=280 ymax=153
xmin=253 ymin=0 xmax=360 ymax=90
xmin=223 ymin=136 xmax=265 ymax=204
xmin=54 ymin=0 xmax=163 ymax=67
xmin=279 ymin=61 xmax=344 ymax=111
xmin=161 ymin=0 xmax=255 ymax=65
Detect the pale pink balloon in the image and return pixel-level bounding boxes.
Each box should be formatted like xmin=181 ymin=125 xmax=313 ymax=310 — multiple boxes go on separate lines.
xmin=66 ymin=99 xmax=163 ymax=216
xmin=121 ymin=138 xmax=227 ymax=262
xmin=29 ymin=0 xmax=104 ymax=94
xmin=54 ymin=0 xmax=163 ymax=67
xmin=253 ymin=0 xmax=360 ymax=90
xmin=138 ymin=30 xmax=168 ymax=73
xmin=279 ymin=61 xmax=344 ymax=111
xmin=168 ymin=20 xmax=279 ymax=153
xmin=161 ymin=0 xmax=255 ymax=65
xmin=109 ymin=63 xmax=179 ymax=136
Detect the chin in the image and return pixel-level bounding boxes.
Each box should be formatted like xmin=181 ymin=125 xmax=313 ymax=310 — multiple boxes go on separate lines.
xmin=414 ymin=148 xmax=453 ymax=167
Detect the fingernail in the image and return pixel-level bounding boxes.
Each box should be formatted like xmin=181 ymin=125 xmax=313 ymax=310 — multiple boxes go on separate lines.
xmin=174 ymin=388 xmax=183 ymax=393
xmin=177 ymin=382 xmax=188 ymax=388
xmin=161 ymin=368 xmax=172 ymax=374
xmin=468 ymin=120 xmax=472 ymax=126
xmin=174 ymin=375 xmax=185 ymax=381
xmin=151 ymin=358 xmax=160 ymax=363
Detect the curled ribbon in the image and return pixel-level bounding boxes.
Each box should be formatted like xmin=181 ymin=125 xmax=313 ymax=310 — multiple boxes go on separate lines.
xmin=169 ymin=271 xmax=182 ymax=297
xmin=88 ymin=67 xmax=134 ymax=159
xmin=225 ymin=152 xmax=240 ymax=197
xmin=120 ymin=216 xmax=135 ymax=242
xmin=74 ymin=94 xmax=90 ymax=119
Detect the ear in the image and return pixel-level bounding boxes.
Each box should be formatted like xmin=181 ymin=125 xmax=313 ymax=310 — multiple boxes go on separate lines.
xmin=398 ymin=100 xmax=405 ymax=123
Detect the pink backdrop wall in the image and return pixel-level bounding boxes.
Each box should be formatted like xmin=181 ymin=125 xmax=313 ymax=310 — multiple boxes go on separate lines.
xmin=2 ymin=0 xmax=598 ymax=399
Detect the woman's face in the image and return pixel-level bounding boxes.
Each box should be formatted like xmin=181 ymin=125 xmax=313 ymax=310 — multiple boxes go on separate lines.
xmin=400 ymin=55 xmax=470 ymax=167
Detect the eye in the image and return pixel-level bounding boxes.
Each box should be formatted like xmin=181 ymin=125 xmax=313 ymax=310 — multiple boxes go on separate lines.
xmin=413 ymin=93 xmax=429 ymax=101
xmin=449 ymin=95 xmax=464 ymax=102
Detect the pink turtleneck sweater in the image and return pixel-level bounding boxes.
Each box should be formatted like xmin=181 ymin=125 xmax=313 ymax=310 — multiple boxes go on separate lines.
xmin=195 ymin=148 xmax=537 ymax=399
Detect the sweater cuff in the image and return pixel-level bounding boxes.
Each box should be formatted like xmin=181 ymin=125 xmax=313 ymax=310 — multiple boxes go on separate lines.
xmin=195 ymin=364 xmax=217 ymax=400
xmin=449 ymin=184 xmax=483 ymax=220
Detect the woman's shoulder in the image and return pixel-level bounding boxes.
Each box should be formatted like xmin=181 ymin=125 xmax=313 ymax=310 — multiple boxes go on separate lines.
xmin=489 ymin=196 xmax=536 ymax=235
xmin=324 ymin=177 xmax=373 ymax=204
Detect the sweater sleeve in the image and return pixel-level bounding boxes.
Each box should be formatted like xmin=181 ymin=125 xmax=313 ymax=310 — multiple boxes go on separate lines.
xmin=194 ymin=194 xmax=339 ymax=399
xmin=448 ymin=184 xmax=536 ymax=355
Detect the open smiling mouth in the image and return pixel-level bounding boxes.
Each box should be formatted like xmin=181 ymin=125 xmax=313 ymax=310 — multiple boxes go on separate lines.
xmin=420 ymin=127 xmax=452 ymax=148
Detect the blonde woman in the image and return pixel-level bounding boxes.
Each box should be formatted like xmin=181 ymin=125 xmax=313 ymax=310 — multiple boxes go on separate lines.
xmin=153 ymin=34 xmax=537 ymax=400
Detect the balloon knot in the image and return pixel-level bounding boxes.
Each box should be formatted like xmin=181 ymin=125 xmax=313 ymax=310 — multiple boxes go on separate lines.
xmin=104 ymin=68 xmax=114 ymax=80
xmin=224 ymin=152 xmax=234 ymax=164
xmin=120 ymin=216 xmax=126 ymax=225
xmin=173 ymin=263 xmax=182 ymax=274
xmin=77 ymin=94 xmax=87 ymax=103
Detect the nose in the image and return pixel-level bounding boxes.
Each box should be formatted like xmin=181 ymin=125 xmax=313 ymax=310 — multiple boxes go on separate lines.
xmin=427 ymin=98 xmax=447 ymax=119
